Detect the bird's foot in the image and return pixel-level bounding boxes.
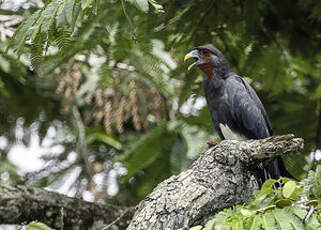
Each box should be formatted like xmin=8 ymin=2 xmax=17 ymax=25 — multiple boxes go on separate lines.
xmin=207 ymin=140 xmax=218 ymax=149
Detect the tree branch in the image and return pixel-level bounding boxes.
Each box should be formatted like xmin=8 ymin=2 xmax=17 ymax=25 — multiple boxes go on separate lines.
xmin=0 ymin=185 xmax=134 ymax=229
xmin=0 ymin=135 xmax=303 ymax=230
xmin=126 ymin=134 xmax=304 ymax=230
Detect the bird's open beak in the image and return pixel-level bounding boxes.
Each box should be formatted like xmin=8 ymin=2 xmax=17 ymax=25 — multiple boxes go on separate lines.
xmin=184 ymin=50 xmax=200 ymax=71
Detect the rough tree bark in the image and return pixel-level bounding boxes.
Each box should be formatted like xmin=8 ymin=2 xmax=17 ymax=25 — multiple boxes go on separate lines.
xmin=0 ymin=185 xmax=134 ymax=229
xmin=0 ymin=135 xmax=303 ymax=230
xmin=126 ymin=135 xmax=303 ymax=230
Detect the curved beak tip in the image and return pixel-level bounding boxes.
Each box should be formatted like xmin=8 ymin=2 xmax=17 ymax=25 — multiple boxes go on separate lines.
xmin=184 ymin=53 xmax=193 ymax=62
xmin=184 ymin=50 xmax=199 ymax=71
xmin=187 ymin=63 xmax=195 ymax=71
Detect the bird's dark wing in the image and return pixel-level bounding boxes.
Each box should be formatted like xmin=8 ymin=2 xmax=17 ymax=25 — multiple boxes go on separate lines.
xmin=226 ymin=74 xmax=273 ymax=139
xmin=226 ymin=75 xmax=293 ymax=182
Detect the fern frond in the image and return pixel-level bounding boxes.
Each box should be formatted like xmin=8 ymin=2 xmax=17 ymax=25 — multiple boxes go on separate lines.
xmin=30 ymin=32 xmax=46 ymax=68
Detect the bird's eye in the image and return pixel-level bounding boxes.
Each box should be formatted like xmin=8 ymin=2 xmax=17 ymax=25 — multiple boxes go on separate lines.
xmin=202 ymin=50 xmax=210 ymax=56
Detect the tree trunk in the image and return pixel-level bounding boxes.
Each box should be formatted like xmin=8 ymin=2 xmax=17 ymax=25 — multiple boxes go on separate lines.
xmin=126 ymin=135 xmax=303 ymax=230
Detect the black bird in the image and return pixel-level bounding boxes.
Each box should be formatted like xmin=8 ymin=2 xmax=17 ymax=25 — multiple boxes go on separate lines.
xmin=184 ymin=45 xmax=292 ymax=183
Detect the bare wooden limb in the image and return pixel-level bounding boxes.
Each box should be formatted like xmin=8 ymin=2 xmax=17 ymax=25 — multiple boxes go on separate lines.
xmin=0 ymin=185 xmax=134 ymax=229
xmin=0 ymin=135 xmax=303 ymax=230
xmin=126 ymin=135 xmax=304 ymax=230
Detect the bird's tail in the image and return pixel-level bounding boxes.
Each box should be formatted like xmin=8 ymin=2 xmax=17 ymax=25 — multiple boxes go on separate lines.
xmin=260 ymin=157 xmax=294 ymax=185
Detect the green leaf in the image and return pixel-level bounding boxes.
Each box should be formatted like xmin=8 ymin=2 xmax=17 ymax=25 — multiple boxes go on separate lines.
xmin=257 ymin=205 xmax=276 ymax=213
xmin=291 ymin=206 xmax=307 ymax=220
xmin=129 ymin=0 xmax=149 ymax=12
xmin=0 ymin=79 xmax=9 ymax=97
xmin=64 ymin=0 xmax=76 ymax=25
xmin=231 ymin=218 xmax=242 ymax=230
xmin=306 ymin=165 xmax=321 ymax=200
xmin=81 ymin=0 xmax=95 ymax=10
xmin=148 ymin=0 xmax=164 ymax=13
xmin=273 ymin=208 xmax=292 ymax=230
xmin=314 ymin=85 xmax=321 ymax=99
xmin=275 ymin=199 xmax=293 ymax=208
xmin=189 ymin=226 xmax=203 ymax=230
xmin=0 ymin=55 xmax=10 ymax=73
xmin=203 ymin=218 xmax=215 ymax=230
xmin=288 ymin=212 xmax=305 ymax=230
xmin=240 ymin=209 xmax=254 ymax=217
xmin=30 ymin=32 xmax=46 ymax=68
xmin=280 ymin=207 xmax=305 ymax=230
xmin=135 ymin=146 xmax=172 ymax=199
xmin=305 ymin=200 xmax=319 ymax=207
xmin=70 ymin=0 xmax=81 ymax=31
xmin=283 ymin=181 xmax=297 ymax=198
xmin=86 ymin=132 xmax=122 ymax=150
xmin=261 ymin=212 xmax=276 ymax=230
xmin=249 ymin=215 xmax=261 ymax=230
xmin=26 ymin=221 xmax=55 ymax=230
xmin=40 ymin=1 xmax=60 ymax=33
xmin=261 ymin=179 xmax=279 ymax=192
xmin=306 ymin=211 xmax=321 ymax=230
xmin=117 ymin=123 xmax=176 ymax=180
xmin=178 ymin=72 xmax=197 ymax=106
xmin=6 ymin=10 xmax=41 ymax=55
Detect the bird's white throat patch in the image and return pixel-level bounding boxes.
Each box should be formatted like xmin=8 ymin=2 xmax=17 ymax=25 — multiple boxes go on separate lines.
xmin=219 ymin=123 xmax=247 ymax=141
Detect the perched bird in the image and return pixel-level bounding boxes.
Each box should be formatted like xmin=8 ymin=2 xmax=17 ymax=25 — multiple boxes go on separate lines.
xmin=184 ymin=45 xmax=292 ymax=183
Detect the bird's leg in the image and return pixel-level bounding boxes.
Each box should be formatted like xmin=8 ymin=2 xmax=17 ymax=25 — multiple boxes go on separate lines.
xmin=207 ymin=140 xmax=218 ymax=149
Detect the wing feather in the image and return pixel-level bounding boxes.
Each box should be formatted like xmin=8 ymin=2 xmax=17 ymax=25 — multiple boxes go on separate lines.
xmin=226 ymin=75 xmax=272 ymax=139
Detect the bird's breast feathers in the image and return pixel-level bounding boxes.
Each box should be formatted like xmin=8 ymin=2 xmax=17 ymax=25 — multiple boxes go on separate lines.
xmin=219 ymin=123 xmax=248 ymax=141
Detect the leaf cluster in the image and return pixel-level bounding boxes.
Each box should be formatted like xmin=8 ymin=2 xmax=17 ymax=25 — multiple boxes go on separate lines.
xmin=188 ymin=165 xmax=321 ymax=230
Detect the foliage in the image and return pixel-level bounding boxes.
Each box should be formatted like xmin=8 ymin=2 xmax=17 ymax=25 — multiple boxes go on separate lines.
xmin=26 ymin=221 xmax=55 ymax=230
xmin=0 ymin=0 xmax=321 ymax=206
xmin=187 ymin=165 xmax=321 ymax=230
xmin=304 ymin=165 xmax=321 ymax=200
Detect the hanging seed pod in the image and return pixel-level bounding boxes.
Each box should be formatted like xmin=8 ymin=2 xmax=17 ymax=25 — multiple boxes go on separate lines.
xmin=56 ymin=79 xmax=65 ymax=94
xmin=142 ymin=111 xmax=150 ymax=130
xmin=122 ymin=96 xmax=131 ymax=121
xmin=94 ymin=109 xmax=104 ymax=124
xmin=116 ymin=96 xmax=126 ymax=133
xmin=151 ymin=86 xmax=163 ymax=123
xmin=55 ymin=64 xmax=83 ymax=115
xmin=71 ymin=66 xmax=81 ymax=94
xmin=64 ymin=86 xmax=72 ymax=102
xmin=103 ymin=101 xmax=112 ymax=134
xmin=84 ymin=91 xmax=93 ymax=104
xmin=62 ymin=103 xmax=71 ymax=114
xmin=95 ymin=88 xmax=104 ymax=107
xmin=129 ymin=81 xmax=141 ymax=131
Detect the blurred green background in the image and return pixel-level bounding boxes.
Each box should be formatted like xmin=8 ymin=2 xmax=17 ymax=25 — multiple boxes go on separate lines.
xmin=0 ymin=0 xmax=320 ymax=206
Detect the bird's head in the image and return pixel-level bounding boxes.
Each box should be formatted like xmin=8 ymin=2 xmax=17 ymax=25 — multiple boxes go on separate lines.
xmin=184 ymin=45 xmax=230 ymax=78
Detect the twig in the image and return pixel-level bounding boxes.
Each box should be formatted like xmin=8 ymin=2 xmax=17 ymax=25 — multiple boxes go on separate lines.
xmin=304 ymin=206 xmax=315 ymax=223
xmin=72 ymin=106 xmax=92 ymax=176
xmin=102 ymin=209 xmax=129 ymax=230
